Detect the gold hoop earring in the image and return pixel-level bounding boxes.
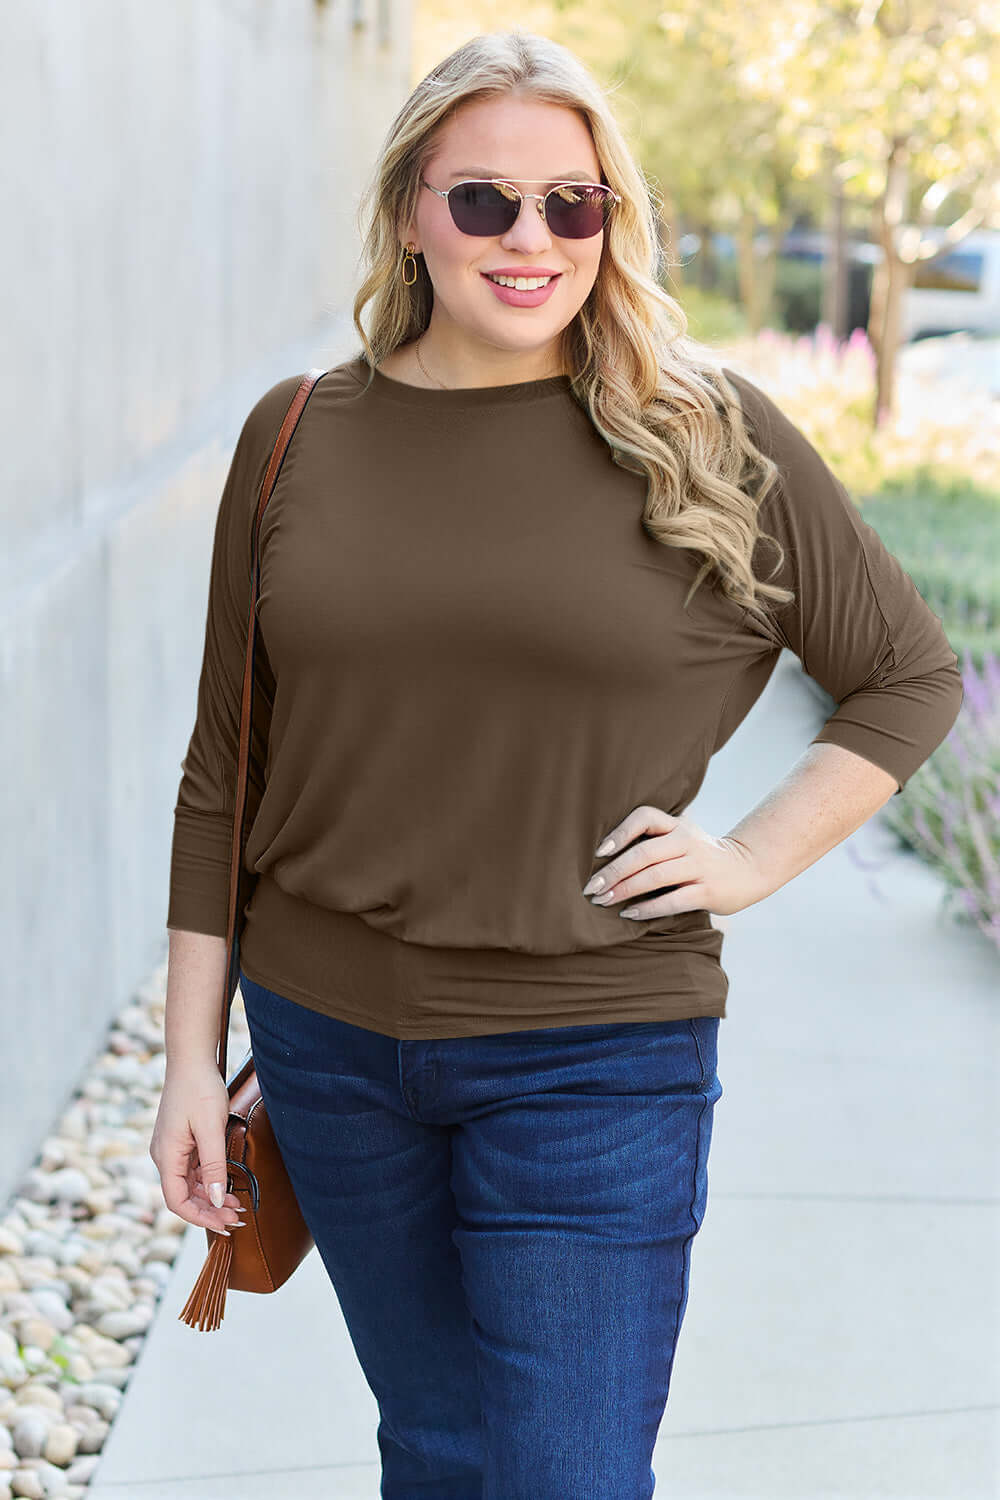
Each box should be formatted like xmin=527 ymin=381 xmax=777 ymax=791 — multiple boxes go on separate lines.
xmin=401 ymin=242 xmax=418 ymax=286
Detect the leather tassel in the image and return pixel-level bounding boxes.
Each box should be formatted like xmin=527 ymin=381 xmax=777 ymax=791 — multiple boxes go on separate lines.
xmin=177 ymin=1232 xmax=234 ymax=1331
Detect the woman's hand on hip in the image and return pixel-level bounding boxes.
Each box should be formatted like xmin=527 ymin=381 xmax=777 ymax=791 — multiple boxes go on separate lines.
xmin=582 ymin=804 xmax=771 ymax=920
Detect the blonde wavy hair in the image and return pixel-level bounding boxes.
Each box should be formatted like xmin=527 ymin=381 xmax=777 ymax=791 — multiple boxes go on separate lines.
xmin=350 ymin=28 xmax=794 ymax=627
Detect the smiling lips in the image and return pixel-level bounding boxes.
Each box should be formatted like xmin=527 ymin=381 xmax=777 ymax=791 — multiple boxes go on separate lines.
xmin=484 ymin=266 xmax=561 ymax=277
xmin=485 ymin=273 xmax=554 ymax=289
xmin=480 ymin=270 xmax=563 ymax=306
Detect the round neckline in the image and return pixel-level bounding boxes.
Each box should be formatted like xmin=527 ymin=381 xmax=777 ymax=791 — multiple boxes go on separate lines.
xmin=356 ymin=355 xmax=575 ymax=408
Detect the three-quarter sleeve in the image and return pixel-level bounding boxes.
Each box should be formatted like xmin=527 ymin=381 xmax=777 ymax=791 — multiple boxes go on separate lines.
xmin=724 ymin=368 xmax=964 ymax=795
xmin=165 ymin=379 xmax=294 ymax=936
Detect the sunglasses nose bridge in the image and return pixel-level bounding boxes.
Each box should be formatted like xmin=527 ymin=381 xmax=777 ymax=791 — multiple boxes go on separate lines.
xmin=511 ymin=191 xmax=549 ymax=227
xmin=490 ymin=189 xmax=549 ymax=238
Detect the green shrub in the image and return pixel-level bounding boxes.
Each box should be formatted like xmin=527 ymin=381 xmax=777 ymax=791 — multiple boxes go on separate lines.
xmin=860 ymin=478 xmax=1000 ymax=670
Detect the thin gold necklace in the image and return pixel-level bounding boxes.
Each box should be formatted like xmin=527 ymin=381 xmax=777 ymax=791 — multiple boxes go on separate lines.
xmin=413 ymin=338 xmax=565 ymax=389
xmin=415 ymin=336 xmax=449 ymax=389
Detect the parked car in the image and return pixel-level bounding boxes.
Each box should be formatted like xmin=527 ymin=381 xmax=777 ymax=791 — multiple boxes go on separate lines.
xmin=898 ymin=228 xmax=1000 ymax=342
xmin=704 ymin=225 xmax=1000 ymax=342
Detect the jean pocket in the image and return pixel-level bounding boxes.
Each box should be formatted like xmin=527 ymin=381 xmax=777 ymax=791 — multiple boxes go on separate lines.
xmin=238 ymin=971 xmax=299 ymax=1057
xmin=687 ymin=1016 xmax=719 ymax=1092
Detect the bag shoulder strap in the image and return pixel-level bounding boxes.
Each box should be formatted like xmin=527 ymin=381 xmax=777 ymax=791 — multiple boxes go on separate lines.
xmin=218 ymin=367 xmax=328 ymax=1082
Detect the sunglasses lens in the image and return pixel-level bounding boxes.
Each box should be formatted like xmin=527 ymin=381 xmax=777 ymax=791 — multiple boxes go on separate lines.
xmin=448 ymin=182 xmax=520 ymax=237
xmin=545 ymin=185 xmax=615 ymax=239
xmin=446 ymin=182 xmax=615 ymax=238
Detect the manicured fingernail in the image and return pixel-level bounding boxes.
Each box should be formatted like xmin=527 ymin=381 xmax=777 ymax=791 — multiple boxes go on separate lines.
xmin=595 ymin=837 xmax=615 ymax=856
xmin=209 ymin=1183 xmax=224 ymax=1207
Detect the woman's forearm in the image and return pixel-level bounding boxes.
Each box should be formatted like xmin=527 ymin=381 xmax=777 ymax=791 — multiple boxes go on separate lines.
xmin=723 ymin=741 xmax=901 ymax=897
xmin=164 ymin=928 xmax=229 ymax=1075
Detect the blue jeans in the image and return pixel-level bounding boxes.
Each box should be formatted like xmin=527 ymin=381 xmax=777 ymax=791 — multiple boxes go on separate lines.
xmin=239 ymin=969 xmax=723 ymax=1499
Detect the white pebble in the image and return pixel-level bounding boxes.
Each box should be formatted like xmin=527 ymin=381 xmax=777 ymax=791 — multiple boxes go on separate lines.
xmin=36 ymin=1173 xmax=91 ymax=1209
xmin=71 ymin=1251 xmax=103 ymax=1277
xmin=13 ymin=1386 xmax=61 ymax=1412
xmin=37 ymin=1143 xmax=66 ymax=1173
xmin=85 ymin=1366 xmax=128 ymax=1390
xmin=93 ymin=1307 xmax=152 ymax=1341
xmin=63 ymin=1456 xmax=98 ymax=1484
xmin=71 ymin=1419 xmax=109 ymax=1454
xmin=14 ymin=1458 xmax=68 ymax=1498
xmin=16 ymin=1323 xmax=56 ymax=1355
xmin=9 ymin=1266 xmax=53 ymax=1292
xmin=20 ymin=1237 xmax=61 ymax=1264
xmin=10 ymin=1469 xmax=44 ymax=1499
xmin=142 ymin=1236 xmax=182 ymax=1263
xmin=10 ymin=1206 xmax=45 ymax=1230
xmin=84 ymin=1275 xmax=130 ymax=1313
xmin=72 ymin=1334 xmax=128 ymax=1369
xmin=3 ymin=1297 xmax=35 ymax=1320
xmin=0 ymin=1353 xmax=28 ymax=1387
xmin=73 ymin=1384 xmax=120 ymax=1422
xmin=51 ymin=1242 xmax=85 ymax=1270
xmin=53 ymin=1271 xmax=87 ymax=1299
xmin=26 ymin=1296 xmax=71 ymax=1336
xmin=104 ymin=1243 xmax=142 ymax=1278
xmin=24 ymin=1283 xmax=70 ymax=1308
xmin=41 ymin=1425 xmax=78 ymax=1467
xmin=11 ymin=1411 xmax=50 ymax=1459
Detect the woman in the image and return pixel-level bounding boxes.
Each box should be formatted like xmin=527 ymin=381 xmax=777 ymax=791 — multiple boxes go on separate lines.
xmin=151 ymin=29 xmax=963 ymax=1498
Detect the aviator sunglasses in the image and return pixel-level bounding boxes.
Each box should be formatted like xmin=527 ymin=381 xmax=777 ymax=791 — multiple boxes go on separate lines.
xmin=421 ymin=177 xmax=621 ymax=240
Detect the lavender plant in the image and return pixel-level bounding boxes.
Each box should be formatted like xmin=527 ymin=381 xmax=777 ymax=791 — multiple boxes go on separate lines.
xmin=879 ymin=652 xmax=1000 ymax=954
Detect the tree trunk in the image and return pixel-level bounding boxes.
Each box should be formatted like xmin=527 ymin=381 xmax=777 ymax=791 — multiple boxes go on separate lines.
xmin=868 ymin=136 xmax=913 ymax=429
xmin=737 ymin=207 xmax=760 ymax=331
xmin=758 ymin=208 xmax=796 ymax=330
xmin=697 ymin=221 xmax=715 ymax=290
xmin=822 ymin=149 xmax=850 ymax=340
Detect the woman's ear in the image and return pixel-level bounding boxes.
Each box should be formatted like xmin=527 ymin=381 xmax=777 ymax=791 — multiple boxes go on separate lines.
xmin=397 ymin=217 xmax=419 ymax=255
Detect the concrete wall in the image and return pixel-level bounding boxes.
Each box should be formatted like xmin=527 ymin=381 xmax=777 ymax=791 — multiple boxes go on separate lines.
xmin=1 ymin=0 xmax=413 ymax=1202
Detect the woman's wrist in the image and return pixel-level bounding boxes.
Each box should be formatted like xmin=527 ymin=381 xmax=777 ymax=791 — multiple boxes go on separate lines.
xmin=164 ymin=927 xmax=228 ymax=1075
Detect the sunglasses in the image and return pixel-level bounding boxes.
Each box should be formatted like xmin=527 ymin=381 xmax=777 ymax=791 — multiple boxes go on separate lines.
xmin=421 ymin=177 xmax=621 ymax=240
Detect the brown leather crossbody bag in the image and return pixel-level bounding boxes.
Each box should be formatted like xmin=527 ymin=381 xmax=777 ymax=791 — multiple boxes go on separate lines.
xmin=178 ymin=367 xmax=327 ymax=1331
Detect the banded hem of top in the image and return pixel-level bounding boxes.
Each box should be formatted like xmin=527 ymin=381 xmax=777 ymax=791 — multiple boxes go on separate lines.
xmin=236 ymin=954 xmax=727 ymax=1042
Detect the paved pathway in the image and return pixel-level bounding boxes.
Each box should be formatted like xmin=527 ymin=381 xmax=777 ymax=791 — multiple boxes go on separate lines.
xmin=89 ymin=652 xmax=999 ymax=1499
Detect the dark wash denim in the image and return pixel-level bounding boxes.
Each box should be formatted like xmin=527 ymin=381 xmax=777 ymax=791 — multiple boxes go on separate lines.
xmin=239 ymin=968 xmax=723 ymax=1499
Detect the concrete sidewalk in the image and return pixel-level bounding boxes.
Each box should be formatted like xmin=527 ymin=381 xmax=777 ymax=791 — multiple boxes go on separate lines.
xmin=89 ymin=653 xmax=1000 ymax=1499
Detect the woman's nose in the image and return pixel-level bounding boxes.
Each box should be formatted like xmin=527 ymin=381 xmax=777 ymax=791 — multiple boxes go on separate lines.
xmin=502 ymin=196 xmax=553 ymax=247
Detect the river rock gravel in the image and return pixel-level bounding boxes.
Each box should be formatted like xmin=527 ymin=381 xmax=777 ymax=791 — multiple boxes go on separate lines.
xmin=0 ymin=955 xmax=250 ymax=1498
